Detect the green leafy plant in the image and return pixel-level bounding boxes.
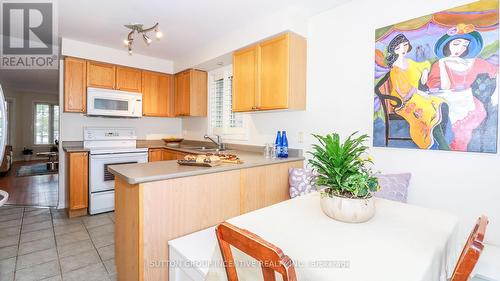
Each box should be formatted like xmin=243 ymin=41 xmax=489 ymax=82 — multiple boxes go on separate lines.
xmin=308 ymin=132 xmax=379 ymax=199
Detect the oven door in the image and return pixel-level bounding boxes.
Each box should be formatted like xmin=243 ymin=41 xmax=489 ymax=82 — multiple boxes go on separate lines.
xmin=89 ymin=152 xmax=148 ymax=193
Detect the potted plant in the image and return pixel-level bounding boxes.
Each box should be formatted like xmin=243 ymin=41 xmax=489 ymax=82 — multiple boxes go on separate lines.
xmin=22 ymin=147 xmax=33 ymax=162
xmin=308 ymin=132 xmax=379 ymax=223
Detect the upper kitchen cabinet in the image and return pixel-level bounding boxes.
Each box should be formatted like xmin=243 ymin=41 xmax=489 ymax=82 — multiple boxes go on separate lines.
xmin=232 ymin=32 xmax=306 ymax=112
xmin=174 ymin=69 xmax=207 ymax=117
xmin=87 ymin=61 xmax=116 ymax=89
xmin=116 ymin=66 xmax=142 ymax=92
xmin=64 ymin=57 xmax=87 ymax=113
xmin=232 ymin=45 xmax=258 ymax=112
xmin=142 ymin=71 xmax=174 ymax=117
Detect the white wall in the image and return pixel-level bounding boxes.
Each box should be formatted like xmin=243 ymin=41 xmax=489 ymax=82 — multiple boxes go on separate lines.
xmin=174 ymin=6 xmax=310 ymax=72
xmin=4 ymin=88 xmax=59 ymax=161
xmin=182 ymin=0 xmax=500 ymax=246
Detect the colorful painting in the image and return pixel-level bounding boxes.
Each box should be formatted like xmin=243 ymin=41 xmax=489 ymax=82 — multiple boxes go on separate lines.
xmin=373 ymin=0 xmax=499 ymax=153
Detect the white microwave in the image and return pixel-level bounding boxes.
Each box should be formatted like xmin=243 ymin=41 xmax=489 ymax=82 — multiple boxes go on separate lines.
xmin=87 ymin=87 xmax=143 ymax=118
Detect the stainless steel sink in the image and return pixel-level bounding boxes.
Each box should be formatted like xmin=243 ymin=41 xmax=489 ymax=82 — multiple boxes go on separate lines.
xmin=180 ymin=146 xmax=207 ymax=150
xmin=192 ymin=148 xmax=222 ymax=152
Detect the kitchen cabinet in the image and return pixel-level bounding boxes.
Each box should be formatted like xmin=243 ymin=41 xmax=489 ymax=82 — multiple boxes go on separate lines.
xmin=162 ymin=149 xmax=188 ymax=161
xmin=142 ymin=71 xmax=174 ymax=117
xmin=174 ymin=69 xmax=207 ymax=117
xmin=232 ymin=45 xmax=258 ymax=112
xmin=87 ymin=61 xmax=116 ymax=89
xmin=64 ymin=57 xmax=176 ymax=117
xmin=161 ymin=149 xmax=177 ymax=160
xmin=148 ymin=149 xmax=163 ymax=162
xmin=64 ymin=57 xmax=87 ymax=113
xmin=67 ymin=152 xmax=89 ymax=218
xmin=116 ymin=66 xmax=142 ymax=92
xmin=232 ymin=32 xmax=306 ymax=112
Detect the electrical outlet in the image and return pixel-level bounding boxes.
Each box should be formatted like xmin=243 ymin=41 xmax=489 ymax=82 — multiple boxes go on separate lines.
xmin=298 ymin=132 xmax=304 ymax=143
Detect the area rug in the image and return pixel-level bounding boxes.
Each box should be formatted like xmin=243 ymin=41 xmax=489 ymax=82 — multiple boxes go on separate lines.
xmin=16 ymin=163 xmax=58 ymax=177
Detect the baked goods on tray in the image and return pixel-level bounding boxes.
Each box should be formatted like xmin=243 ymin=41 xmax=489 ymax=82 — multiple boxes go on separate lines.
xmin=178 ymin=153 xmax=243 ymax=166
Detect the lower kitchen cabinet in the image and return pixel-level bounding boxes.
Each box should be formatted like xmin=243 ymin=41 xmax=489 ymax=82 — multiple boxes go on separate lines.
xmin=148 ymin=149 xmax=163 ymax=162
xmin=162 ymin=149 xmax=187 ymax=160
xmin=162 ymin=149 xmax=176 ymax=160
xmin=150 ymin=148 xmax=188 ymax=161
xmin=67 ymin=152 xmax=89 ymax=218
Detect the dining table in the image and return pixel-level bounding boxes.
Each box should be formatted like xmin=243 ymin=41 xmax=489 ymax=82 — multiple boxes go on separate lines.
xmin=205 ymin=192 xmax=460 ymax=281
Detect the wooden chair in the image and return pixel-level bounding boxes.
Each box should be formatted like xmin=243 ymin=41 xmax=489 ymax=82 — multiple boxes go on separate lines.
xmin=451 ymin=215 xmax=489 ymax=281
xmin=375 ymin=72 xmax=412 ymax=146
xmin=215 ymin=222 xmax=297 ymax=281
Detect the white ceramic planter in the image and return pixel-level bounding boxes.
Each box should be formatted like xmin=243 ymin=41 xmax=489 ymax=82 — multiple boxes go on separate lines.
xmin=320 ymin=193 xmax=375 ymax=223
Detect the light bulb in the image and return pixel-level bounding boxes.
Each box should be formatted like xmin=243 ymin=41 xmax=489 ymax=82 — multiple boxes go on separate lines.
xmin=123 ymin=39 xmax=130 ymax=46
xmin=143 ymin=33 xmax=152 ymax=45
xmin=155 ymin=30 xmax=163 ymax=39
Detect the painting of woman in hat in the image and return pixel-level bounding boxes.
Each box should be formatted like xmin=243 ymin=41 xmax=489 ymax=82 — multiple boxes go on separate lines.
xmin=385 ymin=34 xmax=450 ymax=149
xmin=427 ymin=24 xmax=498 ymax=151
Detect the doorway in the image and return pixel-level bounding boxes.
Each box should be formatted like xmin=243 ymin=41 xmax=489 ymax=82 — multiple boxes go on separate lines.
xmin=0 ymin=69 xmax=60 ymax=207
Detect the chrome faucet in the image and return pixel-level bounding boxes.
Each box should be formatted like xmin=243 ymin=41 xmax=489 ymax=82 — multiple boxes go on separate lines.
xmin=204 ymin=134 xmax=226 ymax=151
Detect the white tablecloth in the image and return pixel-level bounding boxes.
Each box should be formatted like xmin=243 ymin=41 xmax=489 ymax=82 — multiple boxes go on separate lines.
xmin=206 ymin=193 xmax=459 ymax=281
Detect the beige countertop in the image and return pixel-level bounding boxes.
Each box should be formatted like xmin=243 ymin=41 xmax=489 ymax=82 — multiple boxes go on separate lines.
xmin=63 ymin=140 xmax=304 ymax=185
xmin=108 ymin=150 xmax=304 ymax=185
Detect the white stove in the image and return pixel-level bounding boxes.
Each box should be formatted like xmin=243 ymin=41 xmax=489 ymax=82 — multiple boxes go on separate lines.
xmin=84 ymin=127 xmax=148 ymax=215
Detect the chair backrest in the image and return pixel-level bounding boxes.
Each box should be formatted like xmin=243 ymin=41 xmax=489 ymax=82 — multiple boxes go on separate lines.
xmin=215 ymin=222 xmax=297 ymax=281
xmin=375 ymin=72 xmax=398 ymax=115
xmin=451 ymin=215 xmax=489 ymax=281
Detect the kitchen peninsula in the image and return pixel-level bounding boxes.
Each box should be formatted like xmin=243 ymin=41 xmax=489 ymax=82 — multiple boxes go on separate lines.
xmin=108 ymin=144 xmax=304 ymax=281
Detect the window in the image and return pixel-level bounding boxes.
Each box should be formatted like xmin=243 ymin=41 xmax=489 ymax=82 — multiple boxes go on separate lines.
xmin=34 ymin=103 xmax=59 ymax=145
xmin=208 ymin=65 xmax=247 ymax=140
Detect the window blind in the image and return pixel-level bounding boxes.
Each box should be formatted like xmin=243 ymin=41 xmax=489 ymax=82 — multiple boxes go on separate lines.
xmin=209 ymin=74 xmax=243 ymax=131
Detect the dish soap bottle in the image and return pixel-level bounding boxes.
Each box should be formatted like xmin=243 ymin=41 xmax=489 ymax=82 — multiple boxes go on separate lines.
xmin=275 ymin=131 xmax=282 ymax=158
xmin=281 ymin=131 xmax=289 ymax=158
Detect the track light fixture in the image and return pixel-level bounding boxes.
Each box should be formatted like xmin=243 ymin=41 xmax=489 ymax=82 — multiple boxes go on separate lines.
xmin=123 ymin=23 xmax=162 ymax=55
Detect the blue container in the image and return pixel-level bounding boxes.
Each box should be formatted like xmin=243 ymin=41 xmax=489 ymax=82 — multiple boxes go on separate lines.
xmin=281 ymin=131 xmax=289 ymax=158
xmin=275 ymin=131 xmax=282 ymax=158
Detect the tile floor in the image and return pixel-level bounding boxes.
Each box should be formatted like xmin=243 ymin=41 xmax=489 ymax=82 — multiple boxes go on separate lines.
xmin=0 ymin=206 xmax=116 ymax=281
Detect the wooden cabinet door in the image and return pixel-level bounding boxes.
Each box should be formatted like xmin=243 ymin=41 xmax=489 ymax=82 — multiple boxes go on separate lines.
xmin=64 ymin=57 xmax=87 ymax=113
xmin=148 ymin=149 xmax=163 ymax=162
xmin=87 ymin=61 xmax=116 ymax=89
xmin=189 ymin=70 xmax=207 ymax=116
xmin=158 ymin=74 xmax=174 ymax=117
xmin=259 ymin=34 xmax=289 ymax=110
xmin=116 ymin=67 xmax=142 ymax=92
xmin=232 ymin=46 xmax=258 ymax=112
xmin=174 ymin=71 xmax=190 ymax=116
xmin=142 ymin=71 xmax=174 ymax=117
xmin=162 ymin=149 xmax=177 ymax=161
xmin=68 ymin=152 xmax=88 ymax=210
xmin=176 ymin=152 xmax=188 ymax=160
